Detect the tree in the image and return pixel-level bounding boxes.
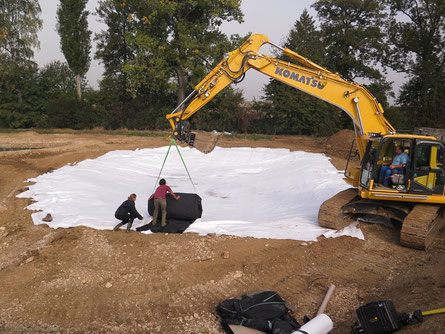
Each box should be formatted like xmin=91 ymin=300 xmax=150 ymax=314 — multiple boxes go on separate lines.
xmin=0 ymin=0 xmax=42 ymax=60
xmin=38 ymin=61 xmax=76 ymax=98
xmin=193 ymin=88 xmax=245 ymax=132
xmin=124 ymin=0 xmax=244 ymax=105
xmin=385 ymin=0 xmax=445 ymax=127
xmin=261 ymin=9 xmax=342 ymax=136
xmin=313 ymin=0 xmax=388 ymax=80
xmin=313 ymin=0 xmax=393 ymax=109
xmin=57 ymin=0 xmax=92 ymax=100
xmin=95 ymin=0 xmax=136 ymax=101
xmin=284 ymin=9 xmax=325 ymax=65
xmin=0 ymin=0 xmax=42 ymax=107
xmin=0 ymin=60 xmax=40 ymax=128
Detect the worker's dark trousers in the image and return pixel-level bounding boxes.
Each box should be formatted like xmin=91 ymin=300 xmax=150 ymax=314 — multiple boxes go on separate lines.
xmin=114 ymin=213 xmax=135 ymax=231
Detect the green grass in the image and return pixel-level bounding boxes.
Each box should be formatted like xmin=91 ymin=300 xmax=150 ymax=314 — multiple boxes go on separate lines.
xmin=0 ymin=129 xmax=28 ymax=133
xmin=0 ymin=147 xmax=42 ymax=151
xmin=32 ymin=128 xmax=168 ymax=138
xmin=232 ymin=133 xmax=273 ymax=141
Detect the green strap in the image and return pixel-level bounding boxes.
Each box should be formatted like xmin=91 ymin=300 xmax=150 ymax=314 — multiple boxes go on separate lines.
xmin=152 ymin=139 xmax=174 ymax=194
xmin=172 ymin=138 xmax=197 ymax=193
xmin=152 ymin=138 xmax=196 ymax=194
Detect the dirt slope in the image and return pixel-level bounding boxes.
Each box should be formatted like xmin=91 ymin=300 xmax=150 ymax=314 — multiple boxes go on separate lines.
xmin=0 ymin=131 xmax=444 ymax=333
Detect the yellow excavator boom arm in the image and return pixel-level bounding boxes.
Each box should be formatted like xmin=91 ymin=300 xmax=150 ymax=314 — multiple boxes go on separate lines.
xmin=167 ymin=34 xmax=395 ymax=158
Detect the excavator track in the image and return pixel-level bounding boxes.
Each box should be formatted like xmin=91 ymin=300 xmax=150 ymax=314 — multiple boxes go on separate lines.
xmin=400 ymin=204 xmax=444 ymax=250
xmin=319 ymin=190 xmax=444 ymax=249
xmin=318 ymin=188 xmax=358 ymax=230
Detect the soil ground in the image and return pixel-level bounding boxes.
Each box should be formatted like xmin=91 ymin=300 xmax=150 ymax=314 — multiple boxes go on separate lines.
xmin=0 ymin=130 xmax=444 ymax=333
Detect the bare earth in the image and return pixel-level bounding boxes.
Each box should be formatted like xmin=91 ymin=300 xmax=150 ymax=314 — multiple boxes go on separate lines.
xmin=0 ymin=131 xmax=444 ymax=333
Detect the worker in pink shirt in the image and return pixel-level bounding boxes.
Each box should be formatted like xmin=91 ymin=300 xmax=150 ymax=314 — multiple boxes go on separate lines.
xmin=151 ymin=178 xmax=180 ymax=227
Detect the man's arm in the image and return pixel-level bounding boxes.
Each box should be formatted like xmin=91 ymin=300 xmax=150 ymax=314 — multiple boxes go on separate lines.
xmin=167 ymin=187 xmax=180 ymax=200
xmin=129 ymin=201 xmax=143 ymax=220
xmin=390 ymin=162 xmax=405 ymax=169
xmin=170 ymin=191 xmax=180 ymax=200
xmin=390 ymin=154 xmax=408 ymax=169
xmin=382 ymin=157 xmax=392 ymax=166
xmin=390 ymin=163 xmax=405 ymax=169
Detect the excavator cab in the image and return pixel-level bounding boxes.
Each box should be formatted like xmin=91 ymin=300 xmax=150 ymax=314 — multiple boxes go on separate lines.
xmin=359 ymin=136 xmax=445 ymax=196
xmin=411 ymin=140 xmax=445 ymax=194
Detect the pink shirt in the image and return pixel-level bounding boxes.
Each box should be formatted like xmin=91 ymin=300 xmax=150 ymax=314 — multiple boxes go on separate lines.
xmin=154 ymin=185 xmax=172 ymax=199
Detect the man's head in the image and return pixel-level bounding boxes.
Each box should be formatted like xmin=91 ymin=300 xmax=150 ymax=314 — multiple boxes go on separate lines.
xmin=159 ymin=179 xmax=166 ymax=185
xmin=395 ymin=146 xmax=403 ymax=154
xmin=128 ymin=193 xmax=137 ymax=201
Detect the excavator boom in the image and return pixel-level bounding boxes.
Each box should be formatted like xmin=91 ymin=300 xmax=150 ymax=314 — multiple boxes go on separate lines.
xmin=167 ymin=34 xmax=395 ymax=158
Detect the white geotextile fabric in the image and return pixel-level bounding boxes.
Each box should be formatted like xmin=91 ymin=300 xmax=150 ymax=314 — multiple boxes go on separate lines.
xmin=17 ymin=146 xmax=364 ymax=241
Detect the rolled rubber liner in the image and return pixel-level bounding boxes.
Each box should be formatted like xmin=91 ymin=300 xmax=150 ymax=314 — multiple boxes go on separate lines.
xmin=148 ymin=192 xmax=202 ymax=221
xmin=136 ymin=219 xmax=194 ymax=234
xmin=136 ymin=193 xmax=202 ymax=233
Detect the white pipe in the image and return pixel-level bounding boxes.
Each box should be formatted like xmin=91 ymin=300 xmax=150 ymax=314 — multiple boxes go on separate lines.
xmin=317 ymin=284 xmax=336 ymax=316
xmin=292 ymin=314 xmax=333 ymax=334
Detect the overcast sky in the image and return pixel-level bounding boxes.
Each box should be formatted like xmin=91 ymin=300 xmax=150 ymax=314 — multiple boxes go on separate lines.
xmin=34 ymin=0 xmax=404 ymax=101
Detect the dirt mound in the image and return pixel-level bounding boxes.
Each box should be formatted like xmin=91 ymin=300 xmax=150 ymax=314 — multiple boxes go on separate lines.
xmin=324 ymin=129 xmax=357 ymax=159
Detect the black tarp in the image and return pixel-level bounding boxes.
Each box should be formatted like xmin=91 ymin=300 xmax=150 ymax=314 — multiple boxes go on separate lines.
xmin=147 ymin=192 xmax=202 ymax=221
xmin=216 ymin=291 xmax=302 ymax=334
xmin=136 ymin=219 xmax=194 ymax=234
xmin=136 ymin=193 xmax=202 ymax=234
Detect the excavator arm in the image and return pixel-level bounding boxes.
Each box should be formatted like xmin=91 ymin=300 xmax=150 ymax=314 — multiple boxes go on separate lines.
xmin=167 ymin=34 xmax=395 ymax=158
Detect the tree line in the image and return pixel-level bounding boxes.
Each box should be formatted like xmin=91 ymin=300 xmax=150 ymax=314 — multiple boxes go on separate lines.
xmin=0 ymin=0 xmax=444 ymax=135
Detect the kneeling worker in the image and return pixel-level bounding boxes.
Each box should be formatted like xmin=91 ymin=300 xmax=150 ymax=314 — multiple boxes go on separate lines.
xmin=114 ymin=193 xmax=143 ymax=231
xmin=151 ymin=179 xmax=180 ymax=227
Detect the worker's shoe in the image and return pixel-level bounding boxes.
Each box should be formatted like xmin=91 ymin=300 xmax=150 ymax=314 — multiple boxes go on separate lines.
xmin=126 ymin=222 xmax=133 ymax=232
xmin=42 ymin=213 xmax=53 ymax=222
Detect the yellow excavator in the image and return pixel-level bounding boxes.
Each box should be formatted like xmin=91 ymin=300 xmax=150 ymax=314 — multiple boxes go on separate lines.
xmin=166 ymin=34 xmax=445 ymax=249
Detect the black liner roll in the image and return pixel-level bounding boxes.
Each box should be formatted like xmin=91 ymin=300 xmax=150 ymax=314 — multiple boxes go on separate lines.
xmin=148 ymin=192 xmax=202 ymax=221
xmin=136 ymin=219 xmax=194 ymax=234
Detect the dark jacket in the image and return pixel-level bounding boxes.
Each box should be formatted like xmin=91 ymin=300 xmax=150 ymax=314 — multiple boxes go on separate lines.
xmin=115 ymin=200 xmax=143 ymax=220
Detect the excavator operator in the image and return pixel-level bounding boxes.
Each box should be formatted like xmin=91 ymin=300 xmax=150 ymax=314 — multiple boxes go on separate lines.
xmin=378 ymin=145 xmax=409 ymax=187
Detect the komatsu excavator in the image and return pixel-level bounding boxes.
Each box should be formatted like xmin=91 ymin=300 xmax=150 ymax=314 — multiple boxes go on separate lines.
xmin=166 ymin=34 xmax=445 ymax=249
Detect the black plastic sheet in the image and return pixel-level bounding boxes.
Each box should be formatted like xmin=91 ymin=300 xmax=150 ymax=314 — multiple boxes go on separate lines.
xmin=148 ymin=192 xmax=202 ymax=221
xmin=137 ymin=193 xmax=202 ymax=234
xmin=136 ymin=219 xmax=194 ymax=233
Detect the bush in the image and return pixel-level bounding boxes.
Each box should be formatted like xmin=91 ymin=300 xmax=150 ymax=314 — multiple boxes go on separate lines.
xmin=44 ymin=95 xmax=101 ymax=129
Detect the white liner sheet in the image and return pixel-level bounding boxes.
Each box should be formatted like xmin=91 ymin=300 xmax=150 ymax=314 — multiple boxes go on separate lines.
xmin=18 ymin=147 xmax=364 ymax=241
